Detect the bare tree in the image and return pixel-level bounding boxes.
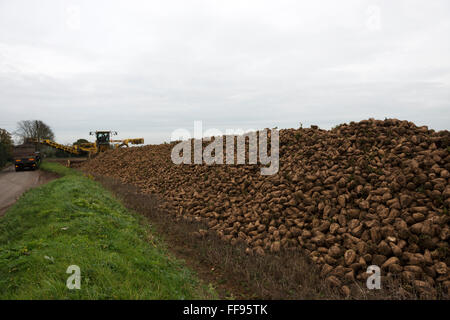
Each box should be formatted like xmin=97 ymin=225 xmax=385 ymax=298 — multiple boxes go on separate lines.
xmin=15 ymin=120 xmax=55 ymax=143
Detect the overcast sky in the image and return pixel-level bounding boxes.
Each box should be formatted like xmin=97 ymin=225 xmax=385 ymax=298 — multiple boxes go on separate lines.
xmin=1 ymin=0 xmax=449 ymax=144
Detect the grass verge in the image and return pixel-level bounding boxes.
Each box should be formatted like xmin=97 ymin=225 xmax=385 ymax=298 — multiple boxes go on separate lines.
xmin=0 ymin=162 xmax=216 ymax=299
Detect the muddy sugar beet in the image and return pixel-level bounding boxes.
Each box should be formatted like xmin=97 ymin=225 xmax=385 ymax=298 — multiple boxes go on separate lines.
xmin=82 ymin=119 xmax=450 ymax=297
xmin=170 ymin=126 xmax=279 ymax=175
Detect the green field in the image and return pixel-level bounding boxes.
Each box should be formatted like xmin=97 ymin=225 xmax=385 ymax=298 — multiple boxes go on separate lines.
xmin=0 ymin=162 xmax=216 ymax=299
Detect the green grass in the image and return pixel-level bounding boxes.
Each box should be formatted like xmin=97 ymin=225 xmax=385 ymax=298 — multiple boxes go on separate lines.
xmin=40 ymin=162 xmax=79 ymax=176
xmin=0 ymin=162 xmax=216 ymax=299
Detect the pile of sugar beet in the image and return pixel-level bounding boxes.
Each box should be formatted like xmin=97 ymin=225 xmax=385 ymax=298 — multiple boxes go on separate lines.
xmin=82 ymin=119 xmax=450 ymax=297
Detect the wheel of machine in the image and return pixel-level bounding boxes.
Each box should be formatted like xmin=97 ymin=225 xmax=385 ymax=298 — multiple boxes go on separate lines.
xmin=15 ymin=167 xmax=21 ymax=172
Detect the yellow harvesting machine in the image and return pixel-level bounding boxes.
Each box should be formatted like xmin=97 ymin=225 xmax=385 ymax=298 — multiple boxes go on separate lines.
xmin=35 ymin=131 xmax=144 ymax=157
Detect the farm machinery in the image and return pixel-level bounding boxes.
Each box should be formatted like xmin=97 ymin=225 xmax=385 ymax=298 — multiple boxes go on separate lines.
xmin=33 ymin=131 xmax=144 ymax=157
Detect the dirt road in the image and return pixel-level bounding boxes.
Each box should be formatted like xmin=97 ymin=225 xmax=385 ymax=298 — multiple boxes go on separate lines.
xmin=0 ymin=166 xmax=56 ymax=216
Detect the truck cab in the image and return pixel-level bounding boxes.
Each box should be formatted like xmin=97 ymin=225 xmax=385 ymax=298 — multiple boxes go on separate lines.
xmin=13 ymin=144 xmax=41 ymax=171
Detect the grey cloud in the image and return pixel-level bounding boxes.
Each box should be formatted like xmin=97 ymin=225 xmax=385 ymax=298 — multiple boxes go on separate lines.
xmin=0 ymin=0 xmax=449 ymax=145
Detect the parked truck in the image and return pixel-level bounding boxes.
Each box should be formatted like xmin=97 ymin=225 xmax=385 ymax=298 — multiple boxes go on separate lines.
xmin=13 ymin=143 xmax=41 ymax=171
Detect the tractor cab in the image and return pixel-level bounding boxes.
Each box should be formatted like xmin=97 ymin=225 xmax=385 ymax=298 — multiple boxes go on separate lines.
xmin=90 ymin=131 xmax=117 ymax=152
